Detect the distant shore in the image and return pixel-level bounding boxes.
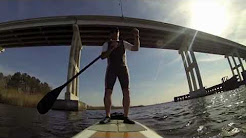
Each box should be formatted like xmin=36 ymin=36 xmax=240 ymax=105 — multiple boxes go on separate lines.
xmin=0 ymin=89 xmax=156 ymax=110
xmin=0 ymin=89 xmax=166 ymax=110
xmin=0 ymin=90 xmax=146 ymax=110
xmin=87 ymin=105 xmax=145 ymax=110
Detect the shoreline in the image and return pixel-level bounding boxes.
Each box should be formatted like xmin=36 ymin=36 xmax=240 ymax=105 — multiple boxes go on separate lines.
xmin=0 ymin=102 xmax=146 ymax=110
xmin=0 ymin=89 xmax=169 ymax=110
xmin=87 ymin=105 xmax=145 ymax=110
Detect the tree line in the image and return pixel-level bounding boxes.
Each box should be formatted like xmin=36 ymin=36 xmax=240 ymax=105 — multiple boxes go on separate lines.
xmin=0 ymin=72 xmax=51 ymax=94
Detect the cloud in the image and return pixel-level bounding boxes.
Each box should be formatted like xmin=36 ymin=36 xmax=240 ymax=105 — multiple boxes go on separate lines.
xmin=166 ymin=56 xmax=182 ymax=66
xmin=197 ymin=55 xmax=224 ymax=62
xmin=216 ymin=6 xmax=246 ymax=45
xmin=153 ymin=60 xmax=163 ymax=81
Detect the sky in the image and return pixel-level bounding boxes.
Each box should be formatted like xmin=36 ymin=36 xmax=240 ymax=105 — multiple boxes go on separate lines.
xmin=0 ymin=0 xmax=245 ymax=106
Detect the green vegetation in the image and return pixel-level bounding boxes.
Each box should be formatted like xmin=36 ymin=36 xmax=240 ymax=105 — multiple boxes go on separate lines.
xmin=0 ymin=89 xmax=45 ymax=107
xmin=0 ymin=72 xmax=52 ymax=107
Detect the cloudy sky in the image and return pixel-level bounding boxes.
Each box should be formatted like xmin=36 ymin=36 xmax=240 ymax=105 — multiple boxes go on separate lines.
xmin=0 ymin=0 xmax=245 ymax=106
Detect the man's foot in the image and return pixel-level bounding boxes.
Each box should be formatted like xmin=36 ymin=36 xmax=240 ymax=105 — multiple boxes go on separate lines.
xmin=99 ymin=116 xmax=111 ymax=124
xmin=123 ymin=117 xmax=135 ymax=124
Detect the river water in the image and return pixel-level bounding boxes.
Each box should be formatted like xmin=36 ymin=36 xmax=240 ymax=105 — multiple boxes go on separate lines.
xmin=1 ymin=87 xmax=246 ymax=138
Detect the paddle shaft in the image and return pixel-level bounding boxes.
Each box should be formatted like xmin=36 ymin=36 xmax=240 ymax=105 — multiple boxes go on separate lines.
xmin=62 ymin=55 xmax=102 ymax=88
xmin=63 ymin=41 xmax=120 ymax=87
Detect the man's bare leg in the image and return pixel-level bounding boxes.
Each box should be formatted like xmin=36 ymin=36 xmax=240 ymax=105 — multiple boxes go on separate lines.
xmin=122 ymin=88 xmax=135 ymax=124
xmin=104 ymin=89 xmax=113 ymax=117
xmin=100 ymin=89 xmax=112 ymax=124
xmin=122 ymin=88 xmax=130 ymax=117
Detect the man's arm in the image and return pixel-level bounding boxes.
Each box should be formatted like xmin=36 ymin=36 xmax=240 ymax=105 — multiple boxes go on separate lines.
xmin=101 ymin=42 xmax=108 ymax=59
xmin=124 ymin=28 xmax=140 ymax=51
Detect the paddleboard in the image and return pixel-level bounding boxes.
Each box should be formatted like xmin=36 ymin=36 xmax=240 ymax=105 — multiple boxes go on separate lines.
xmin=73 ymin=113 xmax=162 ymax=138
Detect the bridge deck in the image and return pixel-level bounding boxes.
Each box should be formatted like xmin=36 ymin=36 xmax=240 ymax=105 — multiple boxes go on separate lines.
xmin=0 ymin=15 xmax=245 ymax=58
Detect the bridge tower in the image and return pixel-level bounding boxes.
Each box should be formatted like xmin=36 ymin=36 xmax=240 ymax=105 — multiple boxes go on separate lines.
xmin=52 ymin=24 xmax=87 ymax=111
xmin=179 ymin=31 xmax=206 ymax=98
xmin=65 ymin=24 xmax=82 ymax=101
xmin=226 ymin=49 xmax=245 ymax=81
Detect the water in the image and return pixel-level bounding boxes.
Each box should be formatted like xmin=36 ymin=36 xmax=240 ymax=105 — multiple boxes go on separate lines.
xmin=1 ymin=87 xmax=246 ymax=138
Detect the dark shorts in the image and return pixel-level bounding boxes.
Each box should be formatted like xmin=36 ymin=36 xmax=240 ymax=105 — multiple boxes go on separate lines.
xmin=105 ymin=65 xmax=129 ymax=90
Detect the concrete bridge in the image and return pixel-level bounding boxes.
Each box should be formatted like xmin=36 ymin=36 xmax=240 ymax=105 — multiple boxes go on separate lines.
xmin=0 ymin=15 xmax=246 ymax=110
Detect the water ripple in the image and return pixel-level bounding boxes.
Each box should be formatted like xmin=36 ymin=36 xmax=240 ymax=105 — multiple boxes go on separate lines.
xmin=1 ymin=87 xmax=246 ymax=137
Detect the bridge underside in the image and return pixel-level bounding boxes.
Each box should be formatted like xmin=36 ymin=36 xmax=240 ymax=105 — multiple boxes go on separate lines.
xmin=1 ymin=16 xmax=246 ymax=58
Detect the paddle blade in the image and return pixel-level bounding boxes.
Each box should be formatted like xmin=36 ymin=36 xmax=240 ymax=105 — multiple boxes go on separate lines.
xmin=37 ymin=86 xmax=63 ymax=114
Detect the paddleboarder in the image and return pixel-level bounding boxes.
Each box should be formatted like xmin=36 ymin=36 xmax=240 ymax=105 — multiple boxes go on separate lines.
xmin=100 ymin=27 xmax=140 ymax=124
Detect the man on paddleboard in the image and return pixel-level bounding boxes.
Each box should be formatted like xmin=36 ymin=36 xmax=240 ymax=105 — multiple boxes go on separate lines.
xmin=100 ymin=27 xmax=140 ymax=124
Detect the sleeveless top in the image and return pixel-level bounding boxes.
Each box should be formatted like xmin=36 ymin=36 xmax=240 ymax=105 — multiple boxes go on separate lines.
xmin=107 ymin=40 xmax=126 ymax=67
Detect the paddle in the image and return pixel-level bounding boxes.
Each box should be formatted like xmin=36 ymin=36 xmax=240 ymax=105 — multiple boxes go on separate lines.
xmin=37 ymin=55 xmax=102 ymax=114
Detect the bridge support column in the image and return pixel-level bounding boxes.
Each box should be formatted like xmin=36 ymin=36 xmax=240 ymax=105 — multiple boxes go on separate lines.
xmin=179 ymin=32 xmax=206 ymax=98
xmin=65 ymin=24 xmax=83 ymax=100
xmin=226 ymin=49 xmax=245 ymax=81
xmin=52 ymin=24 xmax=87 ymax=111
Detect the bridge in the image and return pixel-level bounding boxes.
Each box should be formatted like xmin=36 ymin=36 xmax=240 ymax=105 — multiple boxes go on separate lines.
xmin=1 ymin=15 xmax=246 ymax=110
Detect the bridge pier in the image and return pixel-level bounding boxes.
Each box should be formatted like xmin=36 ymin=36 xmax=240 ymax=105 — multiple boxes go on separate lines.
xmin=179 ymin=31 xmax=206 ymax=98
xmin=226 ymin=49 xmax=245 ymax=82
xmin=65 ymin=24 xmax=83 ymax=101
xmin=52 ymin=24 xmax=87 ymax=111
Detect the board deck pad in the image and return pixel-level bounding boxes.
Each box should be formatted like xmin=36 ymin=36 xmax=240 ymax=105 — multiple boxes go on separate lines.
xmin=73 ymin=120 xmax=162 ymax=138
xmin=73 ymin=113 xmax=162 ymax=138
xmin=87 ymin=120 xmax=146 ymax=132
xmin=89 ymin=131 xmax=147 ymax=138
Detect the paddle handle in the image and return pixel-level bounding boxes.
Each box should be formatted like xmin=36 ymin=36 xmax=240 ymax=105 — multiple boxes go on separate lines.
xmin=62 ymin=55 xmax=102 ymax=87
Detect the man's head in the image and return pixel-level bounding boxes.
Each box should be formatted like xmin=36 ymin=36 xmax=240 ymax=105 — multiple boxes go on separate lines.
xmin=109 ymin=27 xmax=119 ymax=40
